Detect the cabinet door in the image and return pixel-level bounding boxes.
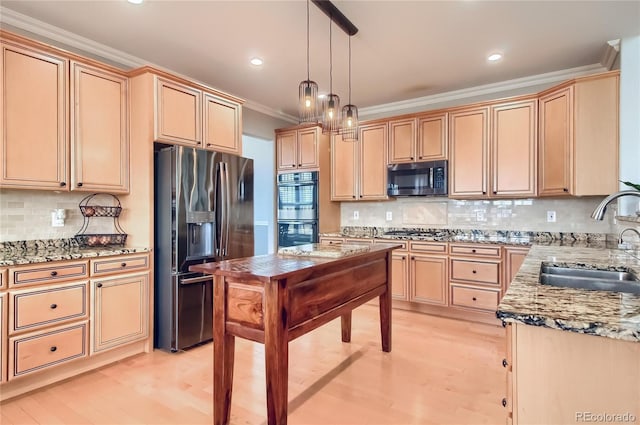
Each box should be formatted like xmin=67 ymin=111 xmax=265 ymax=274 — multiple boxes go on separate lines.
xmin=155 ymin=78 xmax=201 ymax=146
xmin=70 ymin=62 xmax=129 ymax=193
xmin=391 ymin=253 xmax=409 ymax=301
xmin=1 ymin=43 xmax=68 ymax=190
xmin=538 ymin=87 xmax=573 ymax=196
xmin=359 ymin=123 xmax=388 ymax=200
xmin=388 ymin=118 xmax=416 ymax=164
xmin=276 ymin=130 xmax=297 ymax=171
xmin=203 ymin=92 xmax=240 ymax=154
xmin=504 ymin=247 xmax=529 ymax=293
xmin=410 ymin=255 xmax=447 ymax=305
xmin=91 ymin=272 xmax=149 ymax=354
xmin=491 ymin=99 xmax=537 ymax=197
xmin=417 ymin=112 xmax=447 ymax=161
xmin=1 ymin=293 xmax=6 ymax=383
xmin=449 ymin=108 xmax=488 ymax=197
xmin=297 ymin=127 xmax=319 ymax=169
xmin=331 ymin=133 xmax=357 ymax=200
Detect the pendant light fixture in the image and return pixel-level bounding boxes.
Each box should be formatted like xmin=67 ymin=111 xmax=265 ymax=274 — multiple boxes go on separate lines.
xmin=340 ymin=35 xmax=358 ymax=141
xmin=298 ymin=0 xmax=318 ymax=123
xmin=321 ymin=19 xmax=341 ymax=134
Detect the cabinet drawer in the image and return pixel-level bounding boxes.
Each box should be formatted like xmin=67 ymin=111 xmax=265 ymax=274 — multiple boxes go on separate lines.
xmin=320 ymin=238 xmax=344 ymax=245
xmin=450 ymin=244 xmax=501 ymax=258
xmin=344 ymin=238 xmax=373 ymax=245
xmin=91 ymin=254 xmax=149 ymax=276
xmin=9 ymin=261 xmax=89 ymax=288
xmin=451 ymin=259 xmax=500 ymax=285
xmin=376 ymin=239 xmax=408 ymax=252
xmin=10 ymin=282 xmax=88 ymax=334
xmin=410 ymin=241 xmax=447 ymax=253
xmin=451 ymin=285 xmax=500 ymax=311
xmin=0 ymin=268 xmax=6 ymax=289
xmin=9 ymin=321 xmax=88 ymax=380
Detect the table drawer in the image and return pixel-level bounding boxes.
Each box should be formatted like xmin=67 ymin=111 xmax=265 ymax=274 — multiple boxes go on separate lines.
xmin=10 ymin=282 xmax=88 ymax=334
xmin=451 ymin=285 xmax=500 ymax=311
xmin=450 ymin=244 xmax=501 ymax=258
xmin=9 ymin=321 xmax=88 ymax=380
xmin=91 ymin=254 xmax=149 ymax=276
xmin=10 ymin=261 xmax=89 ymax=288
xmin=451 ymin=259 xmax=500 ymax=285
xmin=410 ymin=241 xmax=447 ymax=253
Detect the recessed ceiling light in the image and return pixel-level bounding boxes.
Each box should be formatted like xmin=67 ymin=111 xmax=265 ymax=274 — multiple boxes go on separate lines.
xmin=318 ymin=94 xmax=327 ymax=99
xmin=488 ymin=53 xmax=503 ymax=62
xmin=250 ymin=57 xmax=263 ymax=66
xmin=127 ymin=0 xmax=143 ymax=4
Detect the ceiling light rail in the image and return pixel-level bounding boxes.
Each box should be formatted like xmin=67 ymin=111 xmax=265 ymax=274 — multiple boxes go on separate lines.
xmin=311 ymin=0 xmax=358 ymax=36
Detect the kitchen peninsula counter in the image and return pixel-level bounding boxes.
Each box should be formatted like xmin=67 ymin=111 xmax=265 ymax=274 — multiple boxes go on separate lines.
xmin=190 ymin=243 xmax=401 ymax=425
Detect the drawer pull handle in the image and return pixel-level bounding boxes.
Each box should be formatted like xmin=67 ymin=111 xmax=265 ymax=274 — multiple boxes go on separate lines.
xmin=121 ymin=262 xmax=127 ymax=267
xmin=472 ymin=270 xmax=477 ymax=274
xmin=59 ymin=182 xmax=66 ymax=187
xmin=77 ymin=182 xmax=83 ymax=187
xmin=50 ymin=303 xmax=58 ymax=309
xmin=97 ymin=283 xmax=103 ymax=288
xmin=502 ymin=359 xmax=508 ymax=368
xmin=501 ymin=398 xmax=507 ymax=408
xmin=50 ymin=271 xmax=58 ymax=277
xmin=502 ymin=321 xmax=507 ymax=328
xmin=50 ymin=346 xmax=57 ymax=352
xmin=471 ymin=249 xmax=476 ymax=253
xmin=472 ymin=297 xmax=477 ymax=301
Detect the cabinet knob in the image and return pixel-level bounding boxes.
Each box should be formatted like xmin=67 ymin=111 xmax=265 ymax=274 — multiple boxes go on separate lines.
xmin=50 ymin=303 xmax=58 ymax=309
xmin=482 ymin=191 xmax=486 ymax=195
xmin=493 ymin=191 xmax=497 ymax=195
xmin=359 ymin=195 xmax=363 ymax=198
xmin=121 ymin=263 xmax=127 ymax=268
xmin=502 ymin=359 xmax=508 ymax=368
xmin=50 ymin=346 xmax=57 ymax=352
xmin=472 ymin=297 xmax=477 ymax=301
xmin=411 ymin=256 xmax=415 ymax=260
xmin=401 ymin=256 xmax=406 ymax=260
xmin=77 ymin=182 xmax=83 ymax=187
xmin=352 ymin=195 xmax=356 ymax=199
xmin=50 ymin=271 xmax=58 ymax=277
xmin=418 ymin=156 xmax=423 ymax=159
xmin=502 ymin=320 xmax=507 ymax=328
xmin=291 ymin=165 xmax=296 ymax=168
xmin=471 ymin=249 xmax=476 ymax=253
xmin=410 ymin=157 xmax=414 ymax=160
xmin=472 ymin=270 xmax=477 ymax=274
xmin=196 ymin=142 xmax=201 ymax=145
xmin=59 ymin=182 xmax=66 ymax=187
xmin=501 ymin=398 xmax=507 ymax=408
xmin=207 ymin=143 xmax=213 ymax=147
xmin=97 ymin=283 xmax=103 ymax=288
xmin=298 ymin=164 xmax=302 ymax=166
xmin=563 ymin=188 xmax=568 ymax=192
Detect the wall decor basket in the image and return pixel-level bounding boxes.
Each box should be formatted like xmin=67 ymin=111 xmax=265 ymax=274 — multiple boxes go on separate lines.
xmin=75 ymin=193 xmax=127 ymax=247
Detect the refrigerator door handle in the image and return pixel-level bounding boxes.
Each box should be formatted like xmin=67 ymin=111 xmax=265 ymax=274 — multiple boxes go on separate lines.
xmin=224 ymin=162 xmax=231 ymax=257
xmin=219 ymin=162 xmax=228 ymax=257
xmin=214 ymin=162 xmax=221 ymax=257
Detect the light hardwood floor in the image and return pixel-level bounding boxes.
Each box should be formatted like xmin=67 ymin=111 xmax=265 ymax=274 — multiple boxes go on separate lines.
xmin=0 ymin=305 xmax=506 ymax=424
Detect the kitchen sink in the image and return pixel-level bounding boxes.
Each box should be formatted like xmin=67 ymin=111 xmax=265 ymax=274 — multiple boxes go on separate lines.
xmin=539 ymin=265 xmax=640 ymax=295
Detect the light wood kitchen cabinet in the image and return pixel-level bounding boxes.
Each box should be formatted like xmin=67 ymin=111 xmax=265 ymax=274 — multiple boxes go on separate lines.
xmin=389 ymin=113 xmax=448 ymax=164
xmin=155 ymin=77 xmax=202 ymax=147
xmin=276 ymin=125 xmax=320 ymax=171
xmin=91 ymin=272 xmax=149 ymax=354
xmin=1 ymin=268 xmax=6 ymax=290
xmin=0 ymin=42 xmax=68 ymax=190
xmin=1 ymin=293 xmax=6 ymax=384
xmin=409 ymin=241 xmax=448 ymax=306
xmin=449 ymin=98 xmax=537 ymax=199
xmin=503 ymin=246 xmax=529 ymax=293
xmin=70 ymin=61 xmax=129 ymax=193
xmin=331 ymin=132 xmax=357 ymax=200
xmin=449 ymin=243 xmax=502 ymax=313
xmin=391 ymin=253 xmax=410 ymax=300
xmin=203 ymin=93 xmax=241 ymax=154
xmin=506 ymin=323 xmax=639 ymax=424
xmin=538 ymin=71 xmax=619 ymax=196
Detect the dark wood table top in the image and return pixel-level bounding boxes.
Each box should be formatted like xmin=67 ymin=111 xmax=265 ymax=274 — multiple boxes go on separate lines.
xmin=190 ymin=243 xmax=401 ymax=283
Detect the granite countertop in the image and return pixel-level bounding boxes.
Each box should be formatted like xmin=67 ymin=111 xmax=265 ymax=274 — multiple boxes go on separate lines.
xmin=0 ymin=239 xmax=150 ymax=267
xmin=278 ymin=243 xmax=372 ymax=258
xmin=497 ymin=245 xmax=640 ymax=342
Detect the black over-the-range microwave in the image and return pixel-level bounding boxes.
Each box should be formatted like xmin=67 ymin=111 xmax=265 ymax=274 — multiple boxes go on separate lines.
xmin=387 ymin=160 xmax=448 ymax=196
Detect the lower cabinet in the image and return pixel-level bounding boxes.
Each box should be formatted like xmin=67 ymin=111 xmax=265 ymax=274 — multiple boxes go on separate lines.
xmin=391 ymin=252 xmax=409 ymax=300
xmin=0 ymin=293 xmax=6 ymax=383
xmin=449 ymin=243 xmax=502 ymax=313
xmin=410 ymin=254 xmax=448 ymax=305
xmin=91 ymin=272 xmax=149 ymax=354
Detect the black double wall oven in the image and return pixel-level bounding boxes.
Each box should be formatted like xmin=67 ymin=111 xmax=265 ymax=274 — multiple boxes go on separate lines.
xmin=277 ymin=171 xmax=319 ymax=247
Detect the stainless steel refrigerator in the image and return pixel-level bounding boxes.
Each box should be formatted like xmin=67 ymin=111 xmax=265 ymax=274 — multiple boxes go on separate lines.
xmin=154 ymin=145 xmax=254 ymax=352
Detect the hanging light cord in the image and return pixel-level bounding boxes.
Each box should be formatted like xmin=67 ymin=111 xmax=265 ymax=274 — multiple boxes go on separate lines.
xmin=306 ymin=0 xmax=310 ymax=81
xmin=329 ymin=19 xmax=333 ymax=94
xmin=348 ymin=35 xmax=351 ymax=104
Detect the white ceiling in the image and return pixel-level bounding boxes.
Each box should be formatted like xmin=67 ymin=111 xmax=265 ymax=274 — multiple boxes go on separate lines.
xmin=1 ymin=1 xmax=639 ymax=122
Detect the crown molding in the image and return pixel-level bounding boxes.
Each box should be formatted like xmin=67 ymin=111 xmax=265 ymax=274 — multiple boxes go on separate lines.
xmin=359 ymin=63 xmax=607 ymax=118
xmin=600 ymin=39 xmax=620 ymax=70
xmin=243 ymin=100 xmax=298 ymax=124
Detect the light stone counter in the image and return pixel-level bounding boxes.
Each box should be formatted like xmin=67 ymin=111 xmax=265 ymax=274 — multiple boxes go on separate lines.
xmin=278 ymin=243 xmax=372 ymax=258
xmin=497 ymin=245 xmax=640 ymax=342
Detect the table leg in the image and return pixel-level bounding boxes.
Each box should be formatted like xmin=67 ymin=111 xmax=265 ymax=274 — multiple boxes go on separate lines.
xmin=341 ymin=313 xmax=352 ymax=342
xmin=379 ymin=254 xmax=392 ymax=353
xmin=264 ymin=279 xmax=289 ymax=425
xmin=213 ymin=275 xmax=235 ymax=425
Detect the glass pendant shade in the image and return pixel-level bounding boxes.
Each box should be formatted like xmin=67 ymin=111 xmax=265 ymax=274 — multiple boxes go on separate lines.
xmin=321 ymin=93 xmax=341 ymax=134
xmin=340 ymin=104 xmax=359 ymax=141
xmin=299 ymin=80 xmax=318 ymax=122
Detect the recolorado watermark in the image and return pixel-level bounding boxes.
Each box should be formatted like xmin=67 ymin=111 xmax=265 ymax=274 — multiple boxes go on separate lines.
xmin=576 ymin=412 xmax=637 ymax=423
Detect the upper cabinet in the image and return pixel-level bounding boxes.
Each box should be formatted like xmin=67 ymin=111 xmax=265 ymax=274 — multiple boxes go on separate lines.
xmin=449 ymin=97 xmax=537 ymax=199
xmin=388 ymin=112 xmax=447 ymax=164
xmin=331 ymin=121 xmax=388 ymax=201
xmin=0 ymin=39 xmax=129 ymax=193
xmin=538 ymin=71 xmax=619 ymax=196
xmin=276 ymin=126 xmax=319 ymax=172
xmin=131 ymin=68 xmax=243 ymax=155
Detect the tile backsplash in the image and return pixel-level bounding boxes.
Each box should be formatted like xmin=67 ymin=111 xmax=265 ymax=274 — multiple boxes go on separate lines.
xmin=341 ymin=197 xmax=619 ymax=234
xmin=0 ymin=190 xmax=116 ymax=242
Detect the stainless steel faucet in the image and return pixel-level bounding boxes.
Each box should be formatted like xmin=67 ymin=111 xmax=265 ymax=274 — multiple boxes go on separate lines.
xmin=590 ymin=190 xmax=640 ymax=220
xmin=618 ymin=227 xmax=640 ymax=245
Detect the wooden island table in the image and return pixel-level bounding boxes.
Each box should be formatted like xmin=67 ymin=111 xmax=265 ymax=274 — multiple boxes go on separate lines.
xmin=190 ymin=242 xmax=401 ymax=425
